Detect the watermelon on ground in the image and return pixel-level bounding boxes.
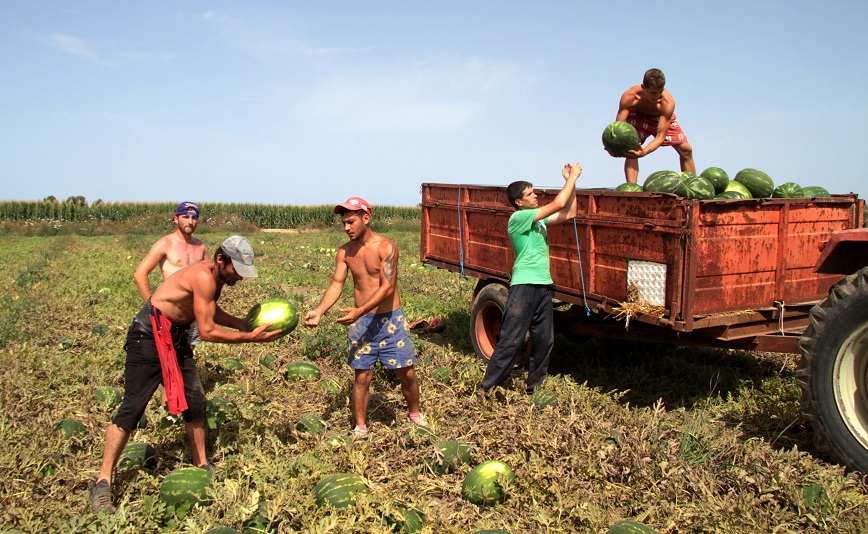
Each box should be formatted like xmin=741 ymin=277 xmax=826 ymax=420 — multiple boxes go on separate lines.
xmin=462 ymin=460 xmax=515 ymax=506
xmin=243 ymin=500 xmax=280 ymax=533
xmin=160 ymin=466 xmax=212 ymax=506
xmin=206 ymin=397 xmax=236 ymax=429
xmin=602 ymin=121 xmax=639 ymax=157
xmin=683 ymin=175 xmax=716 ymax=200
xmin=386 ymin=504 xmax=427 ymax=534
xmin=642 ymin=170 xmax=678 ymax=192
xmin=284 ymin=361 xmax=321 ymax=381
xmin=259 ymin=354 xmax=278 ymax=369
xmin=119 ymin=442 xmax=157 ymax=469
xmin=430 ymin=367 xmax=452 ymax=384
xmin=802 ymin=186 xmax=831 ymax=198
xmin=93 ymin=386 xmax=122 ymax=407
xmin=425 ymin=440 xmax=472 ymax=474
xmin=320 ymin=378 xmax=342 ymax=395
xmin=204 ymin=528 xmax=238 ymax=534
xmin=607 ymin=519 xmax=659 ymax=534
xmin=723 ymin=180 xmax=752 ymax=199
xmin=614 ymin=182 xmax=643 ymax=192
xmin=55 ymin=418 xmax=86 ymax=440
xmin=314 ymin=473 xmax=368 ymax=509
xmin=222 ymin=358 xmax=245 ymax=371
xmin=215 ymin=383 xmax=244 ymax=396
xmin=530 ymin=389 xmax=558 ymax=409
xmin=246 ymin=298 xmax=299 ymax=337
xmin=296 ymin=414 xmax=326 ymax=434
xmin=699 ymin=167 xmax=730 ymax=194
xmin=772 ymin=182 xmax=805 ymax=198
xmin=734 ymin=168 xmax=774 ymax=198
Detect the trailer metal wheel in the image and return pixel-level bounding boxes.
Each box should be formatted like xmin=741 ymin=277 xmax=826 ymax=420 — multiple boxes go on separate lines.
xmin=797 ymin=267 xmax=868 ymax=472
xmin=470 ymin=283 xmax=509 ymax=361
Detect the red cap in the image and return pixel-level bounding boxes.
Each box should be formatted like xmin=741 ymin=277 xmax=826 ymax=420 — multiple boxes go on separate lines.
xmin=334 ymin=197 xmax=371 ymax=215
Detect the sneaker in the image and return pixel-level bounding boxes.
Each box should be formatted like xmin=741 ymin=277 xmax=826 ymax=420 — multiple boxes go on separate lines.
xmin=88 ymin=479 xmax=116 ymax=515
xmin=408 ymin=413 xmax=430 ymax=428
xmin=198 ymin=462 xmax=218 ymax=475
xmin=350 ymin=425 xmax=369 ymax=437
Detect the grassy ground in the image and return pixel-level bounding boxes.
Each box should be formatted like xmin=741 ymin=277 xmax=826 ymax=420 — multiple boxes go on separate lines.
xmin=0 ymin=223 xmax=866 ymax=533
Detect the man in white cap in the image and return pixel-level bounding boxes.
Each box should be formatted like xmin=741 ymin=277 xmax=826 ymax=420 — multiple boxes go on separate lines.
xmin=89 ymin=236 xmax=283 ymax=514
xmin=304 ymin=197 xmax=428 ymax=437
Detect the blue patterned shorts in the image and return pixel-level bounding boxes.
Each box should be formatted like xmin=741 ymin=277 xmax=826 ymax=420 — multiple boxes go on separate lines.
xmin=348 ymin=308 xmax=416 ymax=370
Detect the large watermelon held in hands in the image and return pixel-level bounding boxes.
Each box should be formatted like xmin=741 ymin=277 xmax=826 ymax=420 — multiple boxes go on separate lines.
xmin=602 ymin=121 xmax=639 ymax=157
xmin=159 ymin=466 xmax=212 ymax=506
xmin=699 ymin=167 xmax=729 ymax=194
xmin=462 ymin=460 xmax=515 ymax=506
xmin=772 ymin=182 xmax=805 ymax=198
xmin=734 ymin=168 xmax=774 ymax=198
xmin=683 ymin=174 xmax=716 ymax=200
xmin=802 ymin=186 xmax=831 ymax=198
xmin=246 ymin=298 xmax=299 ymax=337
xmin=284 ymin=361 xmax=320 ymax=381
xmin=314 ymin=473 xmax=368 ymax=509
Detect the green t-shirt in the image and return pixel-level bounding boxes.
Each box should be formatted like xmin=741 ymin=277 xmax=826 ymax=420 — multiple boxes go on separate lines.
xmin=507 ymin=208 xmax=553 ymax=286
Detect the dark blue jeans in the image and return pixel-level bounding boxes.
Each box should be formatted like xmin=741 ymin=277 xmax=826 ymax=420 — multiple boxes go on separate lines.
xmin=480 ymin=284 xmax=554 ymax=391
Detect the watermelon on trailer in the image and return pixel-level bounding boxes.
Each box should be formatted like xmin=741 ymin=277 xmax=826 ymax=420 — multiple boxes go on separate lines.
xmin=734 ymin=168 xmax=774 ymax=198
xmin=614 ymin=182 xmax=643 ymax=192
xmin=699 ymin=167 xmax=730 ymax=194
xmin=296 ymin=414 xmax=326 ymax=435
xmin=462 ymin=460 xmax=515 ymax=506
xmin=714 ymin=191 xmax=747 ymax=200
xmin=284 ymin=361 xmax=321 ymax=381
xmin=530 ymin=389 xmax=558 ymax=409
xmin=160 ymin=466 xmax=212 ymax=506
xmin=602 ymin=121 xmax=639 ymax=157
xmin=607 ymin=519 xmax=659 ymax=534
xmin=683 ymin=174 xmax=716 ymax=200
xmin=772 ymin=182 xmax=805 ymax=198
xmin=55 ymin=418 xmax=86 ymax=440
xmin=314 ymin=473 xmax=368 ymax=509
xmin=386 ymin=504 xmax=427 ymax=534
xmin=723 ymin=180 xmax=752 ymax=199
xmin=802 ymin=186 xmax=831 ymax=197
xmin=642 ymin=170 xmax=678 ymax=192
xmin=425 ymin=440 xmax=472 ymax=474
xmin=246 ymin=298 xmax=299 ymax=337
xmin=118 ymin=442 xmax=157 ymax=470
xmin=644 ymin=170 xmax=687 ymax=196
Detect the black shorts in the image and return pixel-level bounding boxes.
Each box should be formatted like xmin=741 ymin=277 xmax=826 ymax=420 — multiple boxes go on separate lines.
xmin=112 ymin=320 xmax=207 ymax=430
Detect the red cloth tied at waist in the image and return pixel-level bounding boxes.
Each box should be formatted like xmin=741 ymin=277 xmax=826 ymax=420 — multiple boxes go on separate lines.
xmin=149 ymin=307 xmax=189 ymax=415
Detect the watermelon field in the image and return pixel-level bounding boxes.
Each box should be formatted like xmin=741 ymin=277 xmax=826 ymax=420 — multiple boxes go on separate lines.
xmin=1 ymin=215 xmax=867 ymax=533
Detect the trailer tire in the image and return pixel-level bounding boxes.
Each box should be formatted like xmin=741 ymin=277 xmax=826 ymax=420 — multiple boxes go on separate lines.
xmin=470 ymin=283 xmax=532 ymax=364
xmin=797 ymin=267 xmax=868 ymax=472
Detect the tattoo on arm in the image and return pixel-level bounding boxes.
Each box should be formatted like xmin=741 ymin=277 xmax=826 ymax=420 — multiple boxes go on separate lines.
xmin=383 ymin=245 xmax=396 ymax=284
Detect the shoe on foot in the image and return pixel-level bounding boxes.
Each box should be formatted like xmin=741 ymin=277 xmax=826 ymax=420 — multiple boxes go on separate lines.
xmin=88 ymin=479 xmax=116 ymax=515
xmin=198 ymin=462 xmax=218 ymax=475
xmin=350 ymin=425 xmax=369 ymax=437
xmin=408 ymin=413 xmax=430 ymax=428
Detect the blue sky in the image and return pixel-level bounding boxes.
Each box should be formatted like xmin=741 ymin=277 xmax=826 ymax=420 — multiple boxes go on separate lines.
xmin=2 ymin=2 xmax=866 ymax=207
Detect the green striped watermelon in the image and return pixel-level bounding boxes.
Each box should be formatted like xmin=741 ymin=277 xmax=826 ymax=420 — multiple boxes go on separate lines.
xmin=642 ymin=170 xmax=678 ymax=192
xmin=699 ymin=167 xmax=730 ymax=194
xmin=462 ymin=460 xmax=515 ymax=506
xmin=93 ymin=386 xmax=122 ymax=407
xmin=714 ymin=191 xmax=747 ymax=200
xmin=602 ymin=121 xmax=639 ymax=157
xmin=683 ymin=174 xmax=716 ymax=200
xmin=734 ymin=168 xmax=774 ymax=198
xmin=320 ymin=378 xmax=342 ymax=395
xmin=259 ymin=354 xmax=278 ymax=369
xmin=206 ymin=397 xmax=236 ymax=429
xmin=160 ymin=466 xmax=212 ymax=506
xmin=772 ymin=182 xmax=804 ymax=198
xmin=296 ymin=414 xmax=326 ymax=435
xmin=314 ymin=473 xmax=368 ymax=509
xmin=284 ymin=361 xmax=320 ymax=381
xmin=530 ymin=389 xmax=558 ymax=409
xmin=615 ymin=183 xmax=643 ymax=192
xmin=723 ymin=180 xmax=752 ymax=199
xmin=644 ymin=170 xmax=687 ymax=196
xmin=802 ymin=186 xmax=831 ymax=198
xmin=118 ymin=442 xmax=157 ymax=470
xmin=606 ymin=519 xmax=659 ymax=534
xmin=430 ymin=367 xmax=452 ymax=384
xmin=402 ymin=424 xmax=437 ymax=449
xmin=222 ymin=358 xmax=245 ymax=371
xmin=55 ymin=418 xmax=86 ymax=440
xmin=215 ymin=383 xmax=244 ymax=396
xmin=246 ymin=298 xmax=299 ymax=337
xmin=387 ymin=504 xmax=427 ymax=534
xmin=425 ymin=440 xmax=472 ymax=474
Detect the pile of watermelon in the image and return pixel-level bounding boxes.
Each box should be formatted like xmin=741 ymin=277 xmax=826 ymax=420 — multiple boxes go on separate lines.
xmin=616 ymin=166 xmax=833 ymax=200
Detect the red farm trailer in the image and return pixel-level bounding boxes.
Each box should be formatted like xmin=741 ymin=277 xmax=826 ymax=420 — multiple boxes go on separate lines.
xmin=420 ymin=183 xmax=868 ymax=472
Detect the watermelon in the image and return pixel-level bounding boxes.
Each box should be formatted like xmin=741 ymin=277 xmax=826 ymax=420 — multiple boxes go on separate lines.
xmin=204 ymin=528 xmax=238 ymax=534
xmin=206 ymin=397 xmax=236 ymax=429
xmin=402 ymin=424 xmax=437 ymax=449
xmin=699 ymin=167 xmax=729 ymax=194
xmin=118 ymin=442 xmax=157 ymax=470
xmin=259 ymin=354 xmax=278 ymax=369
xmin=802 ymin=186 xmax=831 ymax=198
xmin=39 ymin=454 xmax=61 ymax=478
xmin=243 ymin=500 xmax=280 ymax=533
xmin=683 ymin=174 xmax=716 ymax=200
xmin=642 ymin=170 xmax=678 ymax=192
xmin=714 ymin=191 xmax=746 ymax=200
xmin=55 ymin=418 xmax=86 ymax=440
xmin=246 ymin=298 xmax=299 ymax=337
xmin=530 ymin=389 xmax=558 ymax=409
xmin=723 ymin=180 xmax=752 ymax=199
xmin=93 ymin=386 xmax=122 ymax=407
xmin=59 ymin=336 xmax=75 ymax=350
xmin=430 ymin=367 xmax=452 ymax=384
xmin=425 ymin=440 xmax=472 ymax=474
xmin=734 ymin=168 xmax=774 ymax=198
xmin=160 ymin=466 xmax=212 ymax=506
xmin=644 ymin=171 xmax=687 ymax=196
xmin=772 ymin=182 xmax=805 ymax=198
xmin=223 ymin=358 xmax=245 ymax=371
xmin=607 ymin=519 xmax=659 ymax=534
xmin=602 ymin=121 xmax=639 ymax=157
xmin=314 ymin=473 xmax=368 ymax=509
xmin=284 ymin=361 xmax=320 ymax=381
xmin=462 ymin=460 xmax=515 ymax=506
xmin=91 ymin=324 xmax=109 ymax=336
xmin=320 ymin=378 xmax=342 ymax=395
xmin=614 ymin=183 xmax=643 ymax=192
xmin=296 ymin=414 xmax=326 ymax=434
xmin=387 ymin=504 xmax=427 ymax=534
xmin=215 ymin=383 xmax=244 ymax=396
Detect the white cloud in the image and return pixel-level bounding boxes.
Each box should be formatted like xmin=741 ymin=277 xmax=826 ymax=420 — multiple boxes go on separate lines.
xmin=50 ymin=33 xmax=100 ymax=62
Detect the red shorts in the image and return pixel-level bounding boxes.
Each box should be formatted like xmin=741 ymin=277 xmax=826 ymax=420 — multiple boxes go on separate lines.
xmin=626 ymin=110 xmax=687 ymax=146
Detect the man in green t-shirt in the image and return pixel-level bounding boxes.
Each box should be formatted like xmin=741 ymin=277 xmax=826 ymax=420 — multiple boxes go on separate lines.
xmin=480 ymin=161 xmax=582 ymax=394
